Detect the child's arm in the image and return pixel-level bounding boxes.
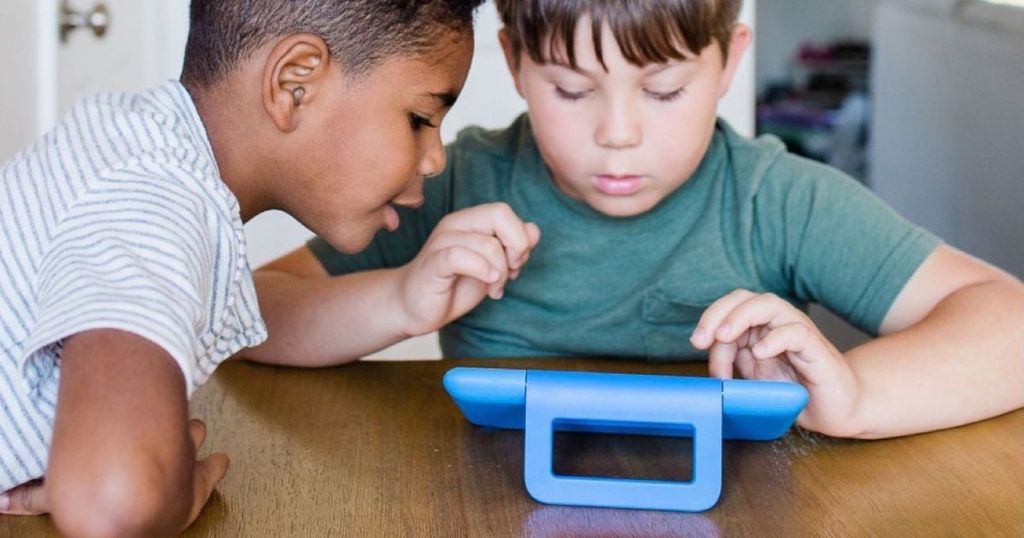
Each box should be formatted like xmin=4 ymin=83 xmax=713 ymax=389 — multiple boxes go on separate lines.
xmin=241 ymin=203 xmax=541 ymax=367
xmin=691 ymin=244 xmax=1024 ymax=439
xmin=0 ymin=329 xmax=227 ymax=535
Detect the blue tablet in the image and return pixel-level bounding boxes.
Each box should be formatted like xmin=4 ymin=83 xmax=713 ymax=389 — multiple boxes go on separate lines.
xmin=444 ymin=367 xmax=808 ymax=441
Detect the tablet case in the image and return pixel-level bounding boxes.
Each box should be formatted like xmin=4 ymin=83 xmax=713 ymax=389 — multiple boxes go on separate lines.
xmin=444 ymin=367 xmax=808 ymax=511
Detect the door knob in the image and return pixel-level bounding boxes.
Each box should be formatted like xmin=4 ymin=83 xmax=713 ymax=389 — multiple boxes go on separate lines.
xmin=60 ymin=1 xmax=110 ymax=44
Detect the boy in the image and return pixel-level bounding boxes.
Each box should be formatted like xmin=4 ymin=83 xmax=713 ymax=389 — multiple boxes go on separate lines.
xmin=0 ymin=0 xmax=494 ymax=534
xmin=245 ymin=0 xmax=1024 ymax=441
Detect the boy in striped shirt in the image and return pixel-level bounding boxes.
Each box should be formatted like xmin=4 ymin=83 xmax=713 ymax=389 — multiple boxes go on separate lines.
xmin=0 ymin=0 xmax=525 ymax=535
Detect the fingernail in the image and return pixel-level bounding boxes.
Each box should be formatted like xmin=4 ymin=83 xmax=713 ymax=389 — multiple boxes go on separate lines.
xmin=0 ymin=493 xmax=9 ymax=511
xmin=495 ymin=288 xmax=504 ymax=299
xmin=716 ymin=323 xmax=731 ymax=338
xmin=692 ymin=327 xmax=706 ymax=344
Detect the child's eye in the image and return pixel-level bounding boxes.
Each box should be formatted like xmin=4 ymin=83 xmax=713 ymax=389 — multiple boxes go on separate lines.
xmin=409 ymin=113 xmax=437 ymax=131
xmin=644 ymin=87 xmax=685 ymax=102
xmin=555 ymin=86 xmax=591 ymax=101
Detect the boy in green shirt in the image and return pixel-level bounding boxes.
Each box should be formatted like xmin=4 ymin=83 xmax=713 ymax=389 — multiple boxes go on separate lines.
xmin=246 ymin=0 xmax=1024 ymax=441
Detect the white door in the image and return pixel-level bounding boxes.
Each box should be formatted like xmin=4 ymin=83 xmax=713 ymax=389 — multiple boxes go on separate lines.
xmin=56 ymin=1 xmax=190 ymax=114
xmin=0 ymin=1 xmax=190 ymax=161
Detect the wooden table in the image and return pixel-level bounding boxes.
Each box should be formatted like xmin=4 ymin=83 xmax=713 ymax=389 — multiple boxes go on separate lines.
xmin=2 ymin=358 xmax=1022 ymax=537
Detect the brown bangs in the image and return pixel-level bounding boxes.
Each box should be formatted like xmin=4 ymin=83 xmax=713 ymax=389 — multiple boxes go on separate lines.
xmin=496 ymin=0 xmax=741 ymax=70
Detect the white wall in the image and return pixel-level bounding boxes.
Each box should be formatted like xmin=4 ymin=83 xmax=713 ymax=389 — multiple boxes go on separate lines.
xmin=870 ymin=0 xmax=1024 ymax=278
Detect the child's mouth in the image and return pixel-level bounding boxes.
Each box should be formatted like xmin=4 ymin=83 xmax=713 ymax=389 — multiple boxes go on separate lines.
xmin=594 ymin=174 xmax=644 ymax=196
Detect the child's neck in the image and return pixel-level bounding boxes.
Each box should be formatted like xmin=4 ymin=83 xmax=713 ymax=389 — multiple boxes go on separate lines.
xmin=187 ymin=80 xmax=275 ymax=223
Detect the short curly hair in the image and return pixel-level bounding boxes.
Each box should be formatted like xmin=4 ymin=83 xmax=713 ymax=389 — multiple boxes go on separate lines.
xmin=495 ymin=0 xmax=742 ymax=70
xmin=181 ymin=0 xmax=485 ymax=88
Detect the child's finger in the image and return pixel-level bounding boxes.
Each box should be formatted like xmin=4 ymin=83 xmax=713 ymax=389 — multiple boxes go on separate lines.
xmin=751 ymin=322 xmax=834 ymax=385
xmin=714 ymin=293 xmax=806 ymax=344
xmin=752 ymin=323 xmax=811 ymax=359
xmin=186 ymin=452 xmax=229 ymax=528
xmin=511 ymin=225 xmax=540 ymax=277
xmin=188 ymin=418 xmax=207 ymax=451
xmin=429 ymin=245 xmax=504 ymax=296
xmin=733 ymin=347 xmax=758 ymax=379
xmin=429 ymin=231 xmax=509 ymax=295
xmin=183 ymin=418 xmax=228 ymax=528
xmin=443 ymin=203 xmax=534 ymax=269
xmin=517 ymin=222 xmax=542 ymax=267
xmin=691 ymin=289 xmax=756 ymax=348
xmin=526 ymin=222 xmax=541 ymax=247
xmin=491 ymin=211 xmax=537 ymax=270
xmin=707 ymin=340 xmax=739 ymax=379
xmin=0 ymin=480 xmax=48 ymax=515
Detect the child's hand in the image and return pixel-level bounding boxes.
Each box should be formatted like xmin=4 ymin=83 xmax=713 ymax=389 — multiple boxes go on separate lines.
xmin=184 ymin=418 xmax=230 ymax=530
xmin=689 ymin=289 xmax=864 ymax=437
xmin=0 ymin=419 xmax=228 ymax=531
xmin=396 ymin=202 xmax=541 ymax=336
xmin=0 ymin=479 xmax=45 ymax=515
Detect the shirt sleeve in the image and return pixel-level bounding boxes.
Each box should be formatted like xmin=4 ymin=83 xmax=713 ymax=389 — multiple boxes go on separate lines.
xmin=309 ymin=144 xmax=458 ymax=276
xmin=20 ymin=186 xmax=212 ymax=396
xmin=752 ymin=153 xmax=941 ymax=334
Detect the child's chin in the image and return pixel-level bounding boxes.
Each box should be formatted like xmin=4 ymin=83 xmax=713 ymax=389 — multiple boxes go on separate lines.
xmin=590 ymin=197 xmax=657 ymax=218
xmin=321 ymin=228 xmax=376 ymax=255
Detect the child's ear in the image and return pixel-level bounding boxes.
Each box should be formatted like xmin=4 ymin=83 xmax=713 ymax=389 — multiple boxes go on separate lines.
xmin=498 ymin=28 xmax=525 ymax=98
xmin=262 ymin=33 xmax=331 ymax=132
xmin=717 ymin=23 xmax=753 ymax=99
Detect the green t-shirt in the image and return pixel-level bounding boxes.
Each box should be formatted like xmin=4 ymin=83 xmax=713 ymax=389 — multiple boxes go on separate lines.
xmin=310 ymin=115 xmax=939 ymax=360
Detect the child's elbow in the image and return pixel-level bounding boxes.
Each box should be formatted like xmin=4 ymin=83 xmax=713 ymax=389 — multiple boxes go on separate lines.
xmin=48 ymin=459 xmax=190 ymax=538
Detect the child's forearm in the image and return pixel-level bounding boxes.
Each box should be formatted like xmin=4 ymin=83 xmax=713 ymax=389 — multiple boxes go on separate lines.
xmin=845 ymin=276 xmax=1024 ymax=439
xmin=242 ymin=268 xmax=413 ymax=367
xmin=47 ymin=330 xmax=200 ymax=536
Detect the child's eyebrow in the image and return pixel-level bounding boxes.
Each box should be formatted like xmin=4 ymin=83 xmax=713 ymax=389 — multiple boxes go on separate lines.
xmin=644 ymin=62 xmax=686 ymax=75
xmin=544 ymin=61 xmax=599 ymax=77
xmin=425 ymin=91 xmax=459 ymax=108
xmin=545 ymin=58 xmax=695 ymax=77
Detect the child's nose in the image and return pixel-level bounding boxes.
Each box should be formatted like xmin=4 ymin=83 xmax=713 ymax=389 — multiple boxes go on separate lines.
xmin=418 ymin=133 xmax=447 ymax=178
xmin=595 ymin=100 xmax=642 ymax=149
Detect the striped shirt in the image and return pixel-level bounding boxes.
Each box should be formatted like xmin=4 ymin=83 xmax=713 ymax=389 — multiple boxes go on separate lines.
xmin=0 ymin=80 xmax=267 ymax=491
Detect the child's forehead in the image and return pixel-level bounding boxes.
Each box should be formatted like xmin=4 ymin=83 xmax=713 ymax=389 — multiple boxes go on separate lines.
xmin=536 ymin=17 xmax=706 ymax=72
xmin=524 ymin=10 xmax=714 ymax=72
